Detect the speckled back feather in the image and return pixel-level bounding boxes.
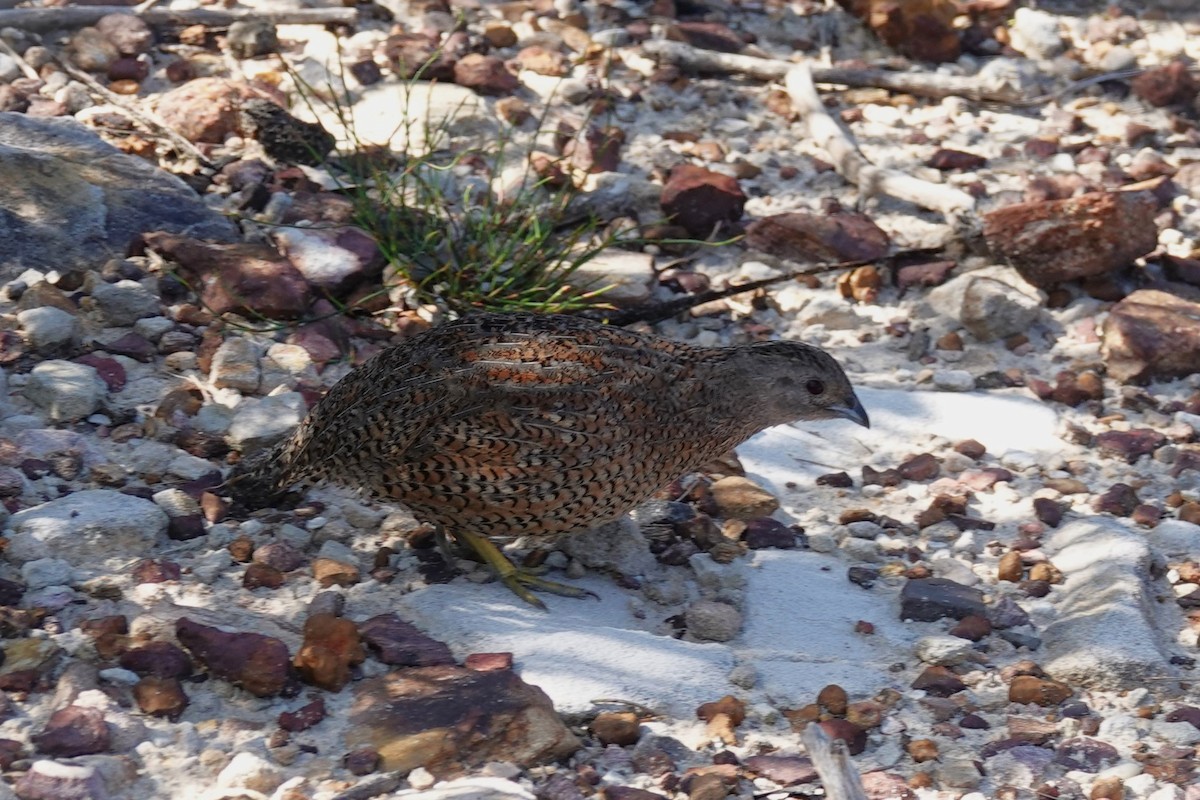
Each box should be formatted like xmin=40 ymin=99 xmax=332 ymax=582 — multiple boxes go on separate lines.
xmin=228 ymin=312 xmax=860 ymax=538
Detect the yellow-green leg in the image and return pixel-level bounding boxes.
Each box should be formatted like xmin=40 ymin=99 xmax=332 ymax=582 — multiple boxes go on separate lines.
xmin=452 ymin=530 xmax=597 ymax=609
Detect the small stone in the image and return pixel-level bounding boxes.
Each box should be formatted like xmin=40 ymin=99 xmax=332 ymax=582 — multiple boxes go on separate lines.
xmin=743 ymin=755 xmax=817 ymax=786
xmin=133 ymin=676 xmax=188 ymax=719
xmin=358 ymin=613 xmax=455 ymax=667
xmin=32 ymin=705 xmax=110 ymax=757
xmin=253 ymin=541 xmax=305 ymax=572
xmin=907 ymin=738 xmax=939 ymax=762
xmin=898 ymin=454 xmax=940 ymax=481
xmin=1089 ymin=774 xmax=1125 ymax=799
xmin=817 ymin=684 xmax=848 ymax=716
xmin=343 ymin=747 xmax=381 ymax=776
xmin=210 ymin=337 xmax=261 ymax=394
xmin=955 ymin=440 xmax=986 ymax=459
xmin=131 ymin=559 xmax=181 ymax=584
xmin=119 ymin=641 xmax=193 ymax=679
xmin=13 ymin=761 xmax=106 ymax=800
xmin=998 ymin=551 xmax=1024 ymax=582
xmin=293 ymin=613 xmax=364 ymax=691
xmin=1096 ymin=429 xmax=1166 ymax=463
xmin=933 ymin=370 xmax=975 ymax=392
xmin=949 ymin=614 xmax=991 ymax=641
xmin=1034 ymin=498 xmax=1065 ymax=527
xmin=900 ymin=578 xmax=986 ymax=622
xmin=279 ymin=697 xmax=326 ymax=732
xmin=243 ymin=562 xmax=284 ymax=589
xmin=1093 ymin=483 xmax=1139 ymax=516
xmin=745 ymin=211 xmax=888 ymax=264
xmin=1103 ymin=291 xmax=1200 ymax=384
xmin=312 ymin=557 xmax=360 ymax=587
xmin=709 ymin=476 xmax=778 ymax=518
xmin=911 ymin=666 xmax=967 ymax=697
xmin=465 ymin=652 xmax=513 ymax=671
xmin=818 ymin=719 xmax=866 ymax=755
xmin=90 ymin=279 xmax=159 ymax=326
xmin=454 ymin=53 xmax=518 ymax=95
xmin=18 ymin=307 xmax=80 ymax=355
xmin=24 ymin=360 xmax=105 ymax=422
xmin=660 ymin=164 xmax=746 ymax=238
xmin=1055 ymin=737 xmax=1119 ymax=772
xmin=1009 ymin=675 xmax=1072 ymax=706
xmin=1132 ymin=59 xmax=1198 ymax=107
xmin=686 ymin=600 xmax=742 ymax=642
xmin=175 ymin=617 xmax=290 ymax=697
xmin=742 ymin=518 xmax=798 ymax=549
xmin=592 ymin=711 xmax=640 ymax=746
xmin=226 ymin=19 xmax=278 ymax=59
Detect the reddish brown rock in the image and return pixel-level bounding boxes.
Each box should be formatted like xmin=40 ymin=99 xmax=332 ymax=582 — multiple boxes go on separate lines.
xmin=141 ymin=233 xmax=311 ymax=319
xmin=743 ymin=755 xmax=817 ymax=786
xmin=898 ymin=454 xmax=940 ymax=482
xmin=464 ymin=651 xmax=513 ymax=671
xmin=133 ymin=676 xmax=188 ymax=719
xmin=1102 ymin=290 xmax=1200 ymax=383
xmin=818 ymin=719 xmax=867 ymax=755
xmin=253 ymin=541 xmax=305 ymax=572
xmin=1095 ymin=429 xmax=1166 ymax=463
xmin=358 ymin=613 xmax=455 ymax=667
xmin=513 ymin=45 xmax=569 ymax=76
xmin=833 ymin=0 xmax=960 ymax=62
xmin=745 ymin=211 xmax=889 ymax=264
xmin=119 ymin=641 xmax=193 ymax=679
xmin=591 ymin=711 xmax=641 ymax=746
xmin=982 ymin=191 xmax=1158 ymax=287
xmin=1009 ymin=674 xmax=1072 ymax=706
xmin=926 ymin=149 xmax=986 ymax=171
xmin=1093 ymin=483 xmax=1140 ymax=517
xmin=564 ymin=126 xmax=623 ymax=174
xmin=343 ymin=747 xmax=381 ymax=776
xmin=1132 ymin=60 xmax=1198 ymax=107
xmin=381 ymin=33 xmax=455 ymax=81
xmin=911 ymin=666 xmax=967 ymax=697
xmin=279 ymin=697 xmax=327 ymax=732
xmin=346 ymin=665 xmax=580 ymax=777
xmin=896 ymin=260 xmax=955 ymax=290
xmin=294 ymin=613 xmax=365 ymax=692
xmin=312 ymin=557 xmax=360 ymax=588
xmin=454 ymin=54 xmax=518 ymax=95
xmin=243 ymin=562 xmax=284 ymax=589
xmin=660 ymin=165 xmax=746 ymax=237
xmin=155 ymin=77 xmax=254 ymax=143
xmin=32 ymin=705 xmax=110 ymax=757
xmin=175 ymin=617 xmax=291 ymax=697
xmin=131 ymin=559 xmax=181 ymax=584
xmin=670 ymin=21 xmax=745 ymax=53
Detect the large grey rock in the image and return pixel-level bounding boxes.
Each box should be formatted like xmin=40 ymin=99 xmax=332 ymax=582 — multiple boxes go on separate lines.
xmin=23 ymin=360 xmax=105 ymax=422
xmin=0 ymin=113 xmax=236 ymax=277
xmin=7 ymin=489 xmax=169 ymax=565
xmin=1041 ymin=518 xmax=1180 ymax=690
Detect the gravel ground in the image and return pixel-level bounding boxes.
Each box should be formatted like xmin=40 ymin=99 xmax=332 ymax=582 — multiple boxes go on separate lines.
xmin=1 ymin=0 xmax=1200 ymax=799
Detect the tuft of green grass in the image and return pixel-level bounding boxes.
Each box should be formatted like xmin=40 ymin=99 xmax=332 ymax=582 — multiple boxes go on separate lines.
xmin=293 ymin=59 xmax=642 ymax=316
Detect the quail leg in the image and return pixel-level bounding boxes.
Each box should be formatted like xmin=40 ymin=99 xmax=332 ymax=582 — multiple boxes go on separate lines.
xmin=452 ymin=530 xmax=597 ymax=609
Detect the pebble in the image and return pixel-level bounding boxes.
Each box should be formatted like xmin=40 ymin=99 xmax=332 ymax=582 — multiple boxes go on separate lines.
xmin=933 ymin=370 xmax=975 ymax=392
xmin=90 ymin=279 xmax=159 ymax=326
xmin=23 ymin=360 xmax=105 ymax=422
xmin=17 ymin=307 xmax=79 ymax=354
xmin=685 ymin=600 xmax=743 ymax=642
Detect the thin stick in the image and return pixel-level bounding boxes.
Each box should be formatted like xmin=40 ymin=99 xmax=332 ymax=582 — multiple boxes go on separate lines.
xmin=0 ymin=6 xmax=357 ymax=33
xmin=0 ymin=36 xmax=38 ymax=80
xmin=642 ymin=40 xmax=1024 ymax=104
xmin=58 ymin=58 xmax=214 ymax=168
xmin=800 ymin=724 xmax=869 ymax=800
xmin=784 ymin=63 xmax=976 ymax=218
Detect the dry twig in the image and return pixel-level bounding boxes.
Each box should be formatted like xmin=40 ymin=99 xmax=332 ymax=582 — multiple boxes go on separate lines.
xmin=642 ymin=40 xmax=1024 ymax=103
xmin=0 ymin=5 xmax=356 ymax=33
xmin=784 ymin=63 xmax=977 ymax=218
xmin=58 ymin=58 xmax=213 ymax=168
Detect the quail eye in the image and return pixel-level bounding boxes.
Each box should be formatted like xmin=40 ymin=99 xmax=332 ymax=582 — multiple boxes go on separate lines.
xmin=805 ymin=379 xmax=826 ymax=396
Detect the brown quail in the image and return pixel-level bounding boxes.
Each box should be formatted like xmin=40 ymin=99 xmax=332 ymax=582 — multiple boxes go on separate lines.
xmin=228 ymin=312 xmax=869 ymax=606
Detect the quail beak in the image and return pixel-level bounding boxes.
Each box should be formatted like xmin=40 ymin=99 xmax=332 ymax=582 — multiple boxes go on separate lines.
xmin=831 ymin=394 xmax=870 ymax=428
